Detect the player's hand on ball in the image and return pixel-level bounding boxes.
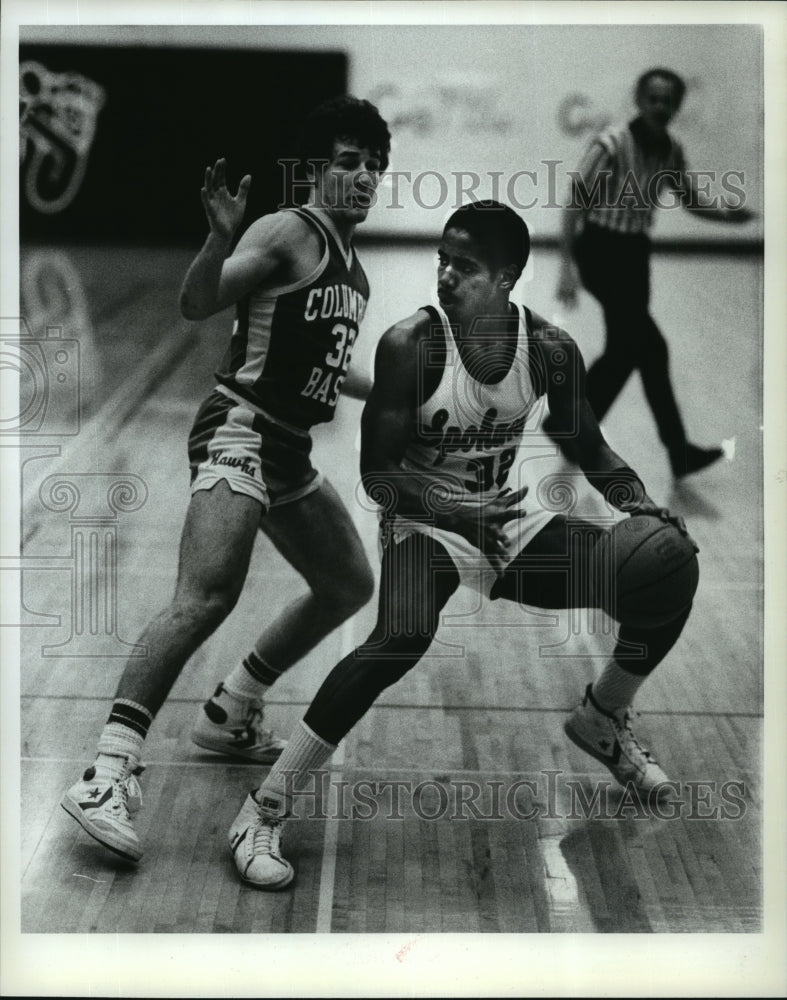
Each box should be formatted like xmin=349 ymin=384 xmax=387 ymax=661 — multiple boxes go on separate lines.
xmin=201 ymin=158 xmax=251 ymax=240
xmin=630 ymin=499 xmax=699 ymax=553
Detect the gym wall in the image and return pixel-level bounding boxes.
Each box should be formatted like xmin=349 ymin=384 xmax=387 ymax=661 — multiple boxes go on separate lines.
xmin=19 ymin=24 xmax=762 ymax=247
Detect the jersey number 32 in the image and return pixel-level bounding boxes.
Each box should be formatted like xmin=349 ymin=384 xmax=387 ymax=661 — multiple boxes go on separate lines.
xmin=464 ymin=448 xmax=516 ymax=492
xmin=301 ymin=322 xmax=357 ymax=408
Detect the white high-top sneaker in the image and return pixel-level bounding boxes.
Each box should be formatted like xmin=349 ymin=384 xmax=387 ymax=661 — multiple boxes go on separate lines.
xmin=61 ymin=760 xmax=145 ymax=862
xmin=564 ymin=684 xmax=669 ymax=796
xmin=228 ymin=792 xmax=294 ymax=890
xmin=193 ymin=684 xmax=287 ymax=763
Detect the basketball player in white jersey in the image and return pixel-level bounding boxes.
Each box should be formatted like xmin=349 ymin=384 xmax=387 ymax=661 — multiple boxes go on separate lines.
xmin=226 ymin=201 xmax=697 ymax=890
xmin=556 ymin=68 xmax=754 ymax=478
xmin=60 ymin=97 xmax=390 ymax=863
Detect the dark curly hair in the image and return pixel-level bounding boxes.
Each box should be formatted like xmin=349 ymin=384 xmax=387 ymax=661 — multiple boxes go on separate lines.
xmin=635 ymin=68 xmax=687 ymax=110
xmin=443 ymin=200 xmax=530 ymax=276
xmin=299 ymin=95 xmax=391 ymax=172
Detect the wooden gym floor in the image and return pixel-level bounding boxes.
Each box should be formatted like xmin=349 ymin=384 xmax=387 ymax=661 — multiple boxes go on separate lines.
xmin=13 ymin=240 xmax=764 ymax=936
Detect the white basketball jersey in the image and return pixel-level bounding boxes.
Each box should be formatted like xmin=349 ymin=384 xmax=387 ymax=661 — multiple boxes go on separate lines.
xmin=400 ymin=303 xmax=543 ymax=510
xmin=386 ymin=303 xmax=557 ymax=596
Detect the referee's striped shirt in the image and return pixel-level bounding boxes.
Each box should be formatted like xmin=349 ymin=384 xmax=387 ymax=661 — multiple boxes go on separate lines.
xmin=572 ymin=118 xmax=687 ymax=235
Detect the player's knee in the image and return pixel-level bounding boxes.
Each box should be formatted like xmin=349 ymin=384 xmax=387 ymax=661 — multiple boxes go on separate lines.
xmin=345 ymin=559 xmax=376 ymax=610
xmin=202 ymin=589 xmax=240 ymax=626
xmin=319 ymin=556 xmax=375 ymax=617
xmin=173 ymin=583 xmax=240 ymax=632
xmin=359 ymin=627 xmax=434 ymax=664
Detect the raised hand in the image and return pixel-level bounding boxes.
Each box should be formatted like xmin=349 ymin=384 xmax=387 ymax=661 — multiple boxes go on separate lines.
xmin=201 ymin=158 xmax=252 ymax=240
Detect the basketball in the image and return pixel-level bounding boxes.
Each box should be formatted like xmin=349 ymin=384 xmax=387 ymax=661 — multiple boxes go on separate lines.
xmin=594 ymin=515 xmax=699 ymax=627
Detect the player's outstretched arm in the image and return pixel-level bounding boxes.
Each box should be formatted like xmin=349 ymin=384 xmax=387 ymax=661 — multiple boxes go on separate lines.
xmin=538 ymin=319 xmax=653 ymax=506
xmin=179 ymin=159 xmax=291 ymax=321
xmin=540 ymin=319 xmax=695 ymax=543
xmin=679 ymin=170 xmax=756 ymax=224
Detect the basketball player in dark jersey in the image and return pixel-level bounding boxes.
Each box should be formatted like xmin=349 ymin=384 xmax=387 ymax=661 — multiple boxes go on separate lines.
xmin=225 ymin=201 xmax=697 ymax=890
xmin=556 ymin=68 xmax=753 ymax=478
xmin=61 ymin=97 xmax=391 ymax=863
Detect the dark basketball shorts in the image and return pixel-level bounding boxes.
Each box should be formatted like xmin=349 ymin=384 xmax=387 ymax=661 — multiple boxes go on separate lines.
xmin=187 ymin=387 xmax=322 ymax=510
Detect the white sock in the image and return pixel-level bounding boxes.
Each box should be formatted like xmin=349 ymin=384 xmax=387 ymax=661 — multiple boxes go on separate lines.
xmin=220 ymin=649 xmax=283 ymax=704
xmin=95 ymin=722 xmax=145 ymax=780
xmin=591 ymin=661 xmax=647 ymax=713
xmin=256 ymin=721 xmax=336 ymax=816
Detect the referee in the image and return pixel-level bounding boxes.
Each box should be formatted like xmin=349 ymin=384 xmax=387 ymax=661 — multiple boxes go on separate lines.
xmin=556 ymin=67 xmax=753 ymax=478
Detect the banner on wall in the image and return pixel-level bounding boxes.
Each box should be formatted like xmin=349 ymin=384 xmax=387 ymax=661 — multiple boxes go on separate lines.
xmin=20 ymin=61 xmax=107 ymax=215
xmin=19 ymin=44 xmax=347 ymax=244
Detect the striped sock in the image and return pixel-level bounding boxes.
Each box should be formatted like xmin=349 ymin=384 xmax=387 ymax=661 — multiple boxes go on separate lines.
xmin=95 ymin=699 xmax=152 ymax=779
xmin=591 ymin=661 xmax=647 ymax=713
xmin=256 ymin=720 xmax=336 ymax=816
xmin=222 ymin=651 xmax=285 ymax=703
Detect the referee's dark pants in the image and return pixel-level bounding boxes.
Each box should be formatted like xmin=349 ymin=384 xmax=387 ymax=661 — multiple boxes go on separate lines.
xmin=574 ymin=222 xmax=687 ymax=452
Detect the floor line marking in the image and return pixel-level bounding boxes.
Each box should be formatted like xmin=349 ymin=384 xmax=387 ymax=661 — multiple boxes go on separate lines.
xmin=20 ymin=757 xmax=761 ymax=782
xmin=18 ymin=695 xmax=764 ymax=719
xmin=313 ymin=617 xmax=353 ymax=933
xmin=314 ymin=740 xmax=344 ymax=933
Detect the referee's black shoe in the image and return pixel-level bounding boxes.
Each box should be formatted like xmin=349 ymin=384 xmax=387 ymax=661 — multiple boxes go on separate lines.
xmin=669 ymin=443 xmax=724 ymax=479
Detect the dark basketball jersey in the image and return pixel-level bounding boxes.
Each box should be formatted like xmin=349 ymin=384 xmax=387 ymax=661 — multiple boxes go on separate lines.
xmin=215 ymin=207 xmax=370 ymax=429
